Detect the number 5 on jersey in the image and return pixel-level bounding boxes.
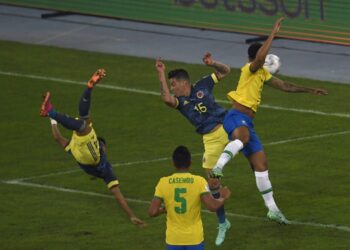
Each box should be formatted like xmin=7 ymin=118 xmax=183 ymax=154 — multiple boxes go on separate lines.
xmin=174 ymin=188 xmax=187 ymax=214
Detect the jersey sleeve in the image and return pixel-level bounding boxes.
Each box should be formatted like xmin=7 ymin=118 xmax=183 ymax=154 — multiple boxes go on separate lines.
xmin=195 ymin=73 xmax=219 ymax=92
xmin=154 ymin=179 xmax=164 ymax=201
xmin=198 ymin=177 xmax=211 ymax=196
xmin=264 ymin=68 xmax=273 ymax=82
xmin=174 ymin=97 xmax=180 ymax=109
xmin=64 ymin=140 xmax=72 ymax=152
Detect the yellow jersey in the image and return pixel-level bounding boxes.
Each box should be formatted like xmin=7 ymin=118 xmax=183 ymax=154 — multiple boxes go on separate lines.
xmin=227 ymin=63 xmax=272 ymax=112
xmin=65 ymin=127 xmax=101 ymax=166
xmin=154 ymin=172 xmax=210 ymax=245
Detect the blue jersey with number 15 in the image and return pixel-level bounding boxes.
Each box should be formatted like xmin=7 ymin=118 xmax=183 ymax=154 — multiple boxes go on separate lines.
xmin=176 ymin=73 xmax=226 ymax=134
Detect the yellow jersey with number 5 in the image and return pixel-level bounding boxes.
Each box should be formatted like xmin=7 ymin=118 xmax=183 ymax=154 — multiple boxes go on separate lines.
xmin=65 ymin=128 xmax=101 ymax=166
xmin=227 ymin=63 xmax=272 ymax=112
xmin=154 ymin=172 xmax=210 ymax=245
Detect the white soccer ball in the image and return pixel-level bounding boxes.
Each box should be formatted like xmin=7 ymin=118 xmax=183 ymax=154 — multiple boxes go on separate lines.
xmin=264 ymin=54 xmax=281 ymax=74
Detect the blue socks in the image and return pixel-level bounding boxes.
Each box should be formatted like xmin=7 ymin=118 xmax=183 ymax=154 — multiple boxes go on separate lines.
xmin=212 ymin=192 xmax=226 ymax=224
xmin=49 ymin=111 xmax=85 ymax=131
xmin=79 ymin=87 xmax=92 ymax=119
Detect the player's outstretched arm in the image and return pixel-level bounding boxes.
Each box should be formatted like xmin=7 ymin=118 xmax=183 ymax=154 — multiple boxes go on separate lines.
xmin=250 ymin=17 xmax=284 ymax=73
xmin=266 ymin=77 xmax=328 ymax=95
xmin=110 ymin=186 xmax=146 ymax=228
xmin=50 ymin=119 xmax=70 ymax=148
xmin=202 ymin=52 xmax=231 ymax=80
xmin=148 ymin=197 xmax=166 ymax=217
xmin=201 ymin=186 xmax=231 ymax=212
xmin=155 ymin=58 xmax=178 ymax=108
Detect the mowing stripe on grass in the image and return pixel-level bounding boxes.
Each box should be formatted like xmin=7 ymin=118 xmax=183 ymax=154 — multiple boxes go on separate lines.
xmin=3 ymin=180 xmax=350 ymax=233
xmin=1 ymin=70 xmax=350 ymax=119
xmin=4 ymin=130 xmax=350 ymax=183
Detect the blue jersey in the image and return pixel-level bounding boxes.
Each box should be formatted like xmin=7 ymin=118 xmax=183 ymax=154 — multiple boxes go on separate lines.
xmin=176 ymin=74 xmax=226 ymax=134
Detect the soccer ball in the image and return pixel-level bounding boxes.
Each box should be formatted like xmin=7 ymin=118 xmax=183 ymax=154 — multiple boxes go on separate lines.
xmin=264 ymin=54 xmax=281 ymax=74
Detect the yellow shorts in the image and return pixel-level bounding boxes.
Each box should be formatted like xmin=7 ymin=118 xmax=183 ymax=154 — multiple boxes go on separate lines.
xmin=202 ymin=125 xmax=229 ymax=169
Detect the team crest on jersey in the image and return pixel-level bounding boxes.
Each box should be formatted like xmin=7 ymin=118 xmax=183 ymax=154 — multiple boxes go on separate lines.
xmin=196 ymin=90 xmax=204 ymax=99
xmin=184 ymin=100 xmax=189 ymax=105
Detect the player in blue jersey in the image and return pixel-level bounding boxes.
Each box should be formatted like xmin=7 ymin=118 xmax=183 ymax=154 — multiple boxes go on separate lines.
xmin=210 ymin=17 xmax=328 ymax=224
xmin=40 ymin=69 xmax=145 ymax=227
xmin=155 ymin=53 xmax=231 ymax=246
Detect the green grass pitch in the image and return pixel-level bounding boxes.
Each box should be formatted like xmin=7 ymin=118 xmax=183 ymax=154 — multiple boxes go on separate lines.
xmin=0 ymin=40 xmax=349 ymax=250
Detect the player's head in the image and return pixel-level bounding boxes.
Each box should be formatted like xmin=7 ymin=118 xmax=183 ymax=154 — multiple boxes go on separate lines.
xmin=248 ymin=42 xmax=263 ymax=61
xmin=168 ymin=69 xmax=190 ymax=97
xmin=172 ymin=145 xmax=191 ymax=169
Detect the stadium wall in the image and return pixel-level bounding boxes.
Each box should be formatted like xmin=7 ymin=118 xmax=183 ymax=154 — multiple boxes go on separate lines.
xmin=1 ymin=0 xmax=349 ymax=46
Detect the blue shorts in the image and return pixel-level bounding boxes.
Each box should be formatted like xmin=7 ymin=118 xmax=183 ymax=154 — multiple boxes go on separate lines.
xmin=78 ymin=152 xmax=119 ymax=188
xmin=223 ymin=109 xmax=263 ymax=157
xmin=166 ymin=242 xmax=204 ymax=250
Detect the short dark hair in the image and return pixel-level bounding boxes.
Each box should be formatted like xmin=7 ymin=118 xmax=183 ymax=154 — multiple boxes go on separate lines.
xmin=172 ymin=146 xmax=191 ymax=169
xmin=167 ymin=69 xmax=190 ymax=81
xmin=248 ymin=43 xmax=263 ymax=60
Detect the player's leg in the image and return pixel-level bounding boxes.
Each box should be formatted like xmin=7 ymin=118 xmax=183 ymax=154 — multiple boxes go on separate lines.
xmin=79 ymin=69 xmax=105 ymax=119
xmin=211 ymin=110 xmax=249 ymax=177
xmin=78 ymin=87 xmax=93 ymax=120
xmin=202 ymin=126 xmax=230 ymax=246
xmin=246 ymin=135 xmax=289 ymax=224
xmin=40 ymin=91 xmax=86 ymax=132
xmin=211 ymin=126 xmax=247 ymax=177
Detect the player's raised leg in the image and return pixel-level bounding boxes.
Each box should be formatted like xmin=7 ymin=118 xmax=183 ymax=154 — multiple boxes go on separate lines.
xmin=211 ymin=126 xmax=247 ymax=177
xmin=40 ymin=69 xmax=106 ymax=132
xmin=40 ymin=91 xmax=86 ymax=132
xmin=202 ymin=127 xmax=231 ymax=246
xmin=79 ymin=69 xmax=106 ymax=119
xmin=249 ymin=151 xmax=289 ymax=224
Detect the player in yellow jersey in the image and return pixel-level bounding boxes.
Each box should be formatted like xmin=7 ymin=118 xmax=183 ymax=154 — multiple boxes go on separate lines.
xmin=156 ymin=53 xmax=232 ymax=246
xmin=148 ymin=146 xmax=231 ymax=250
xmin=211 ymin=17 xmax=328 ymax=224
xmin=40 ymin=69 xmax=145 ymax=227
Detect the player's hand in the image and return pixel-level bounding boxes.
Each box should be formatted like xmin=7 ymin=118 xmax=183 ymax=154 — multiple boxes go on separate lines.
xmin=159 ymin=205 xmax=167 ymax=214
xmin=202 ymin=52 xmax=214 ymax=66
xmin=310 ymin=88 xmax=328 ymax=96
xmin=219 ymin=186 xmax=231 ymax=200
xmin=207 ymin=177 xmax=220 ymax=188
xmin=155 ymin=57 xmax=165 ymax=72
xmin=130 ymin=216 xmax=147 ymax=228
xmin=89 ymin=69 xmax=106 ymax=85
xmin=272 ymin=17 xmax=284 ymax=34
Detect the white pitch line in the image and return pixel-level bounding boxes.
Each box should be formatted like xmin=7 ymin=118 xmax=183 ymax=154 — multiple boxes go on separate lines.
xmin=36 ymin=19 xmax=106 ymax=45
xmin=3 ymin=180 xmax=350 ymax=233
xmin=264 ymin=130 xmax=350 ymax=146
xmin=7 ymin=156 xmax=173 ymax=182
xmin=1 ymin=70 xmax=350 ymax=119
xmin=4 ymin=130 xmax=349 ymax=183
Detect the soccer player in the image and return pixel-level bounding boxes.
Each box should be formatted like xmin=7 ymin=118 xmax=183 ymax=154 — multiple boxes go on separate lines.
xmin=40 ymin=69 xmax=145 ymax=227
xmin=148 ymin=146 xmax=231 ymax=250
xmin=155 ymin=54 xmax=231 ymax=246
xmin=211 ymin=17 xmax=328 ymax=224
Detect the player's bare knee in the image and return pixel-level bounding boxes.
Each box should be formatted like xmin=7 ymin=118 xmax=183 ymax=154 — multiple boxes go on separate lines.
xmin=232 ymin=129 xmax=250 ymax=144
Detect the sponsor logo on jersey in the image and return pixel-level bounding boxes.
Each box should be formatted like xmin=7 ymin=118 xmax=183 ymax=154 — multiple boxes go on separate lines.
xmin=196 ymin=90 xmax=204 ymax=99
